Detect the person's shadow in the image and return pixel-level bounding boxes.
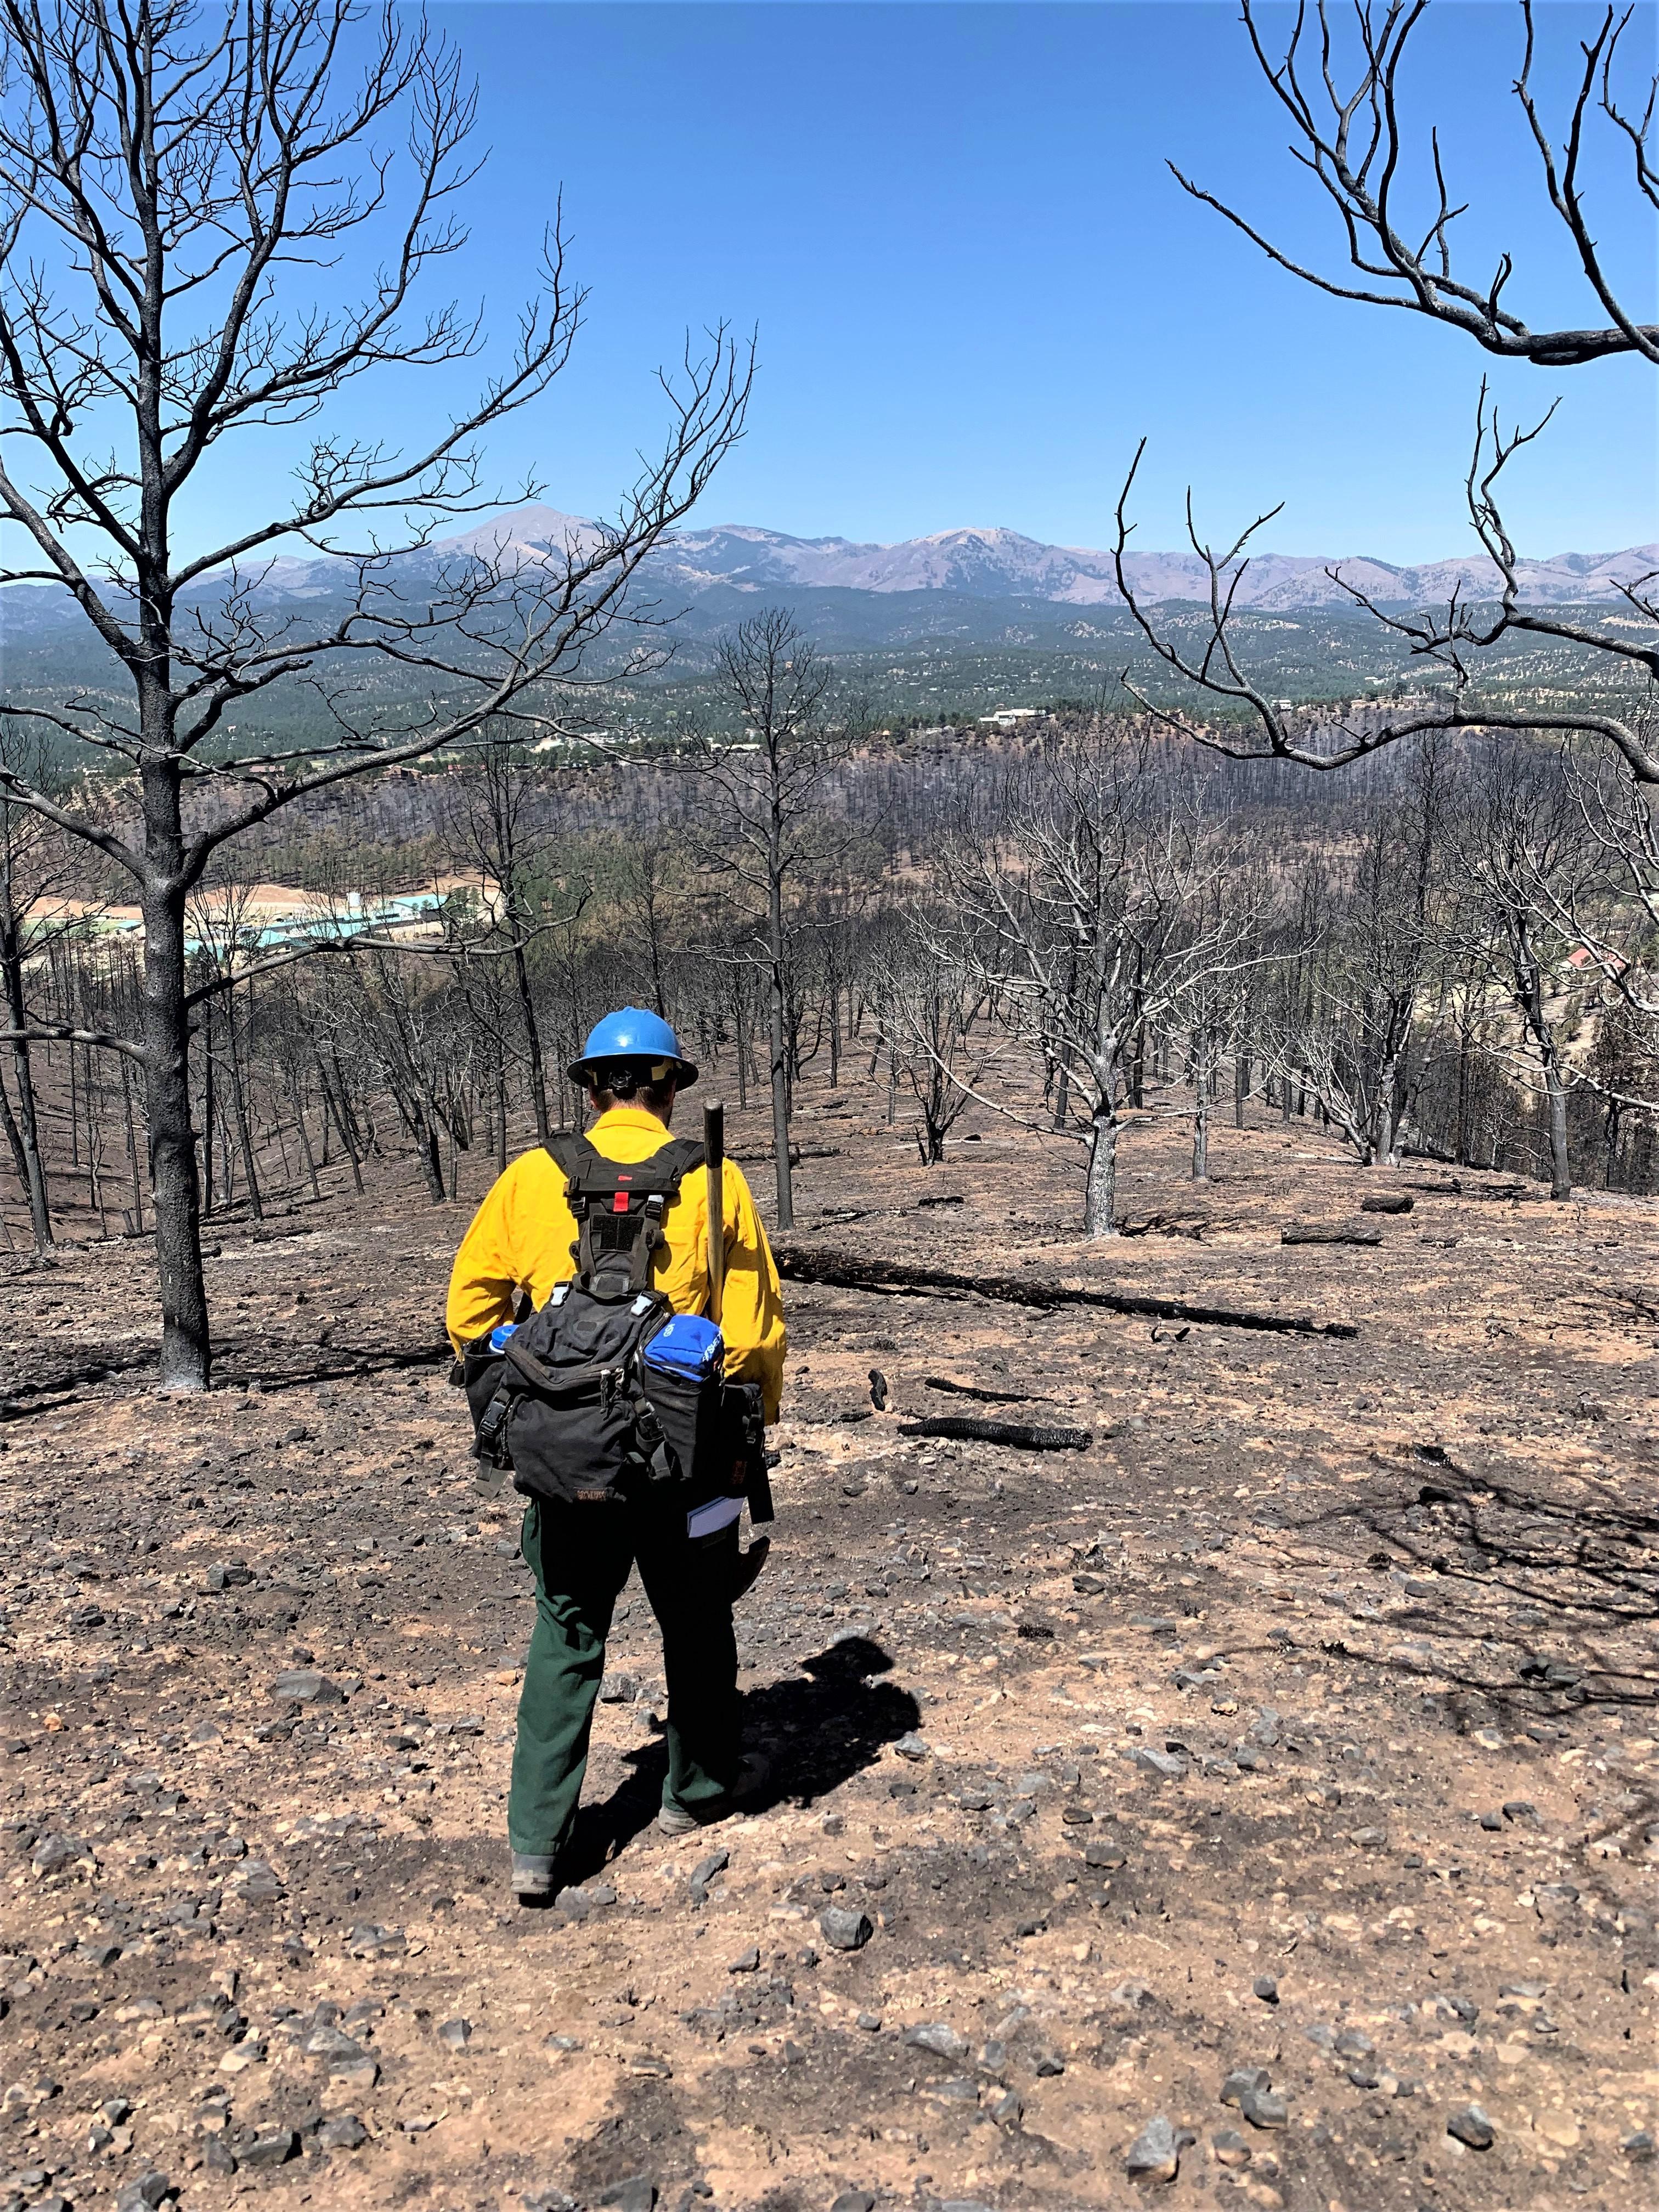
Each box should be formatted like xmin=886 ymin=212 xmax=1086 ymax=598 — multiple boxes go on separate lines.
xmin=558 ymin=1637 xmax=919 ymax=1884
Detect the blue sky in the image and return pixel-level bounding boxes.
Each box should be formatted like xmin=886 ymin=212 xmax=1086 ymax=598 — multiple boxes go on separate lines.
xmin=390 ymin=1 xmax=1657 ymax=563
xmin=19 ymin=2 xmax=1659 ymax=568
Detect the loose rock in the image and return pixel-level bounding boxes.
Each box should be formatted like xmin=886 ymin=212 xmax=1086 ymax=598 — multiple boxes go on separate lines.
xmin=1448 ymin=2104 xmax=1496 ymax=2151
xmin=1125 ymin=2114 xmax=1181 ymax=2182
xmin=819 ymin=1906 xmax=873 ymax=1952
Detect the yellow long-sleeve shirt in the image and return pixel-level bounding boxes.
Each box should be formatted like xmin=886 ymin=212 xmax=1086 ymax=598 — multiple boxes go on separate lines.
xmin=445 ymin=1105 xmax=788 ymax=1422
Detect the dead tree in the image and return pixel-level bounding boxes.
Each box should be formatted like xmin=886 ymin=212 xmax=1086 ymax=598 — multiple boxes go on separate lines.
xmin=933 ymin=729 xmax=1269 ymax=1237
xmin=1115 ymin=0 xmax=1659 ymax=781
xmin=0 ymin=727 xmax=86 ymax=1245
xmin=0 ymin=0 xmax=750 ymax=1385
xmin=1444 ymin=742 xmax=1604 ymax=1200
xmin=870 ymin=919 xmax=998 ymax=1165
xmin=689 ymin=611 xmax=861 ymax=1231
xmin=1258 ymin=747 xmax=1451 ymax=1166
xmin=445 ymin=727 xmax=568 ymax=1143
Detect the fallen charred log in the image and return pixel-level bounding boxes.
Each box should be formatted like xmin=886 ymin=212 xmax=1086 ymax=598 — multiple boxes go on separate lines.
xmin=898 ymin=1415 xmax=1092 ymax=1451
xmin=772 ymin=1243 xmax=1359 ymax=1339
xmin=924 ymin=1375 xmax=1034 ymax=1404
xmin=1281 ymin=1224 xmax=1384 ymax=1247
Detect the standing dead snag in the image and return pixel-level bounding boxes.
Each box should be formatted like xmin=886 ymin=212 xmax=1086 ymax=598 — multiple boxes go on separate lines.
xmin=931 ymin=727 xmax=1272 ymax=1237
xmin=0 ymin=0 xmax=750 ymax=1385
xmin=1442 ymin=742 xmax=1604 ymax=1203
xmin=687 ymin=611 xmax=863 ymax=1233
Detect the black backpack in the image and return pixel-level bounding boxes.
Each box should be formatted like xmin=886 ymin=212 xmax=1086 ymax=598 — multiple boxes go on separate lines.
xmin=456 ymin=1135 xmax=765 ymax=1519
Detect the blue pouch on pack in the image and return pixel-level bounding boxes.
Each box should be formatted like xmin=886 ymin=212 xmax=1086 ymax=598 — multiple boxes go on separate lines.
xmin=639 ymin=1312 xmax=726 ymax=1496
xmin=642 ymin=1311 xmax=724 ymax=1383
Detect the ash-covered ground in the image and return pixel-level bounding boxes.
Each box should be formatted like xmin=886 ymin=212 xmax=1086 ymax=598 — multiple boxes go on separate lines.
xmin=2 ymin=1080 xmax=1656 ymax=2212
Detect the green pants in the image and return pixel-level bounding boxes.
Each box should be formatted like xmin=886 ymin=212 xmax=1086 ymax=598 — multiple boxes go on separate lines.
xmin=507 ymin=1494 xmax=741 ymax=1857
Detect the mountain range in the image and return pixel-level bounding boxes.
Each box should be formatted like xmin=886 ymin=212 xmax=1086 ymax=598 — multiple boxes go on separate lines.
xmin=419 ymin=505 xmax=1658 ymax=612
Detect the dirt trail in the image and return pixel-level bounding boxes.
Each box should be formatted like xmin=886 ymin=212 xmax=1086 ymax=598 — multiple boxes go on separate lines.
xmin=2 ymin=1081 xmax=1656 ymax=2212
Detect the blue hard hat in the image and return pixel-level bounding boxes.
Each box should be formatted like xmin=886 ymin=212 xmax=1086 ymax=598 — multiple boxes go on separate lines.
xmin=567 ymin=1006 xmax=699 ymax=1089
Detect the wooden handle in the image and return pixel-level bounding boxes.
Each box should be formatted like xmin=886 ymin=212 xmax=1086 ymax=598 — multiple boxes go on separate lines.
xmin=703 ymin=1099 xmax=726 ymax=1325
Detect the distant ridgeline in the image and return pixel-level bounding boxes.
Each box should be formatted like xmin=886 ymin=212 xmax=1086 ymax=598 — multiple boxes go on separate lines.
xmin=2 ymin=506 xmax=1652 ymax=762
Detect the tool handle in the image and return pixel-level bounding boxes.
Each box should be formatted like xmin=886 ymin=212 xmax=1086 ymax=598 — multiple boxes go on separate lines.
xmin=703 ymin=1099 xmax=726 ymax=1325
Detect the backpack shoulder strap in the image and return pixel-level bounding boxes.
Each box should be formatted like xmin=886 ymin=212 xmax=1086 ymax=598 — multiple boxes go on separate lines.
xmin=543 ymin=1132 xmax=592 ymax=1182
xmin=619 ymin=1138 xmax=706 ymax=1289
xmin=644 ymin=1136 xmax=706 ymax=1191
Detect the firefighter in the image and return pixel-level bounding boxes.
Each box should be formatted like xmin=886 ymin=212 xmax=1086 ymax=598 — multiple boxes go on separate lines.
xmin=446 ymin=1009 xmax=787 ymax=1898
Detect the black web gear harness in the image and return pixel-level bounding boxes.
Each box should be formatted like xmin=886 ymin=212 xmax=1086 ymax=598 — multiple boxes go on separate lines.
xmin=541 ymin=1131 xmax=707 ymax=1298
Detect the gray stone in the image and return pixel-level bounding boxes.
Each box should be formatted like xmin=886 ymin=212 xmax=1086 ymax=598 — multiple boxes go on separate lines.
xmin=31 ymin=1833 xmax=88 ymax=1876
xmin=1621 ymin=2130 xmax=1655 ymax=2160
xmin=1125 ymin=2114 xmax=1180 ymax=2181
xmin=892 ymin=1732 xmax=929 ymax=1761
xmin=1251 ymin=1975 xmax=1278 ymax=2004
xmin=929 ymin=2077 xmax=980 ymax=2104
xmin=239 ymin=2128 xmax=298 ymax=2168
xmin=830 ymin=2196 xmax=874 ymax=2212
xmin=301 ymin=2024 xmax=366 ymax=2063
xmin=1334 ymin=2028 xmax=1374 ymax=2058
xmin=1212 ymin=2128 xmax=1250 ymax=2168
xmin=819 ymin=1906 xmax=873 ymax=1952
xmin=904 ymin=2021 xmax=969 ymax=2061
xmin=316 ymin=2114 xmax=368 ymax=2151
xmin=689 ymin=1848 xmax=729 ymax=1904
xmin=596 ymin=2178 xmax=655 ymax=2212
xmin=345 ymin=1922 xmax=404 ymax=1957
xmin=227 ymin=1861 xmax=284 ymax=1903
xmin=115 ymin=2175 xmax=171 ymax=2212
xmin=728 ymin=1948 xmax=761 ymax=1974
xmin=270 ymin=1669 xmax=341 ymax=1704
xmin=1131 ymin=1747 xmax=1188 ymax=1781
xmin=1447 ymin=2104 xmax=1494 ymax=2151
xmin=988 ymin=2088 xmax=1024 ymax=2125
xmin=1239 ymin=2086 xmax=1288 ymax=2130
xmin=205 ymin=1562 xmax=255 ymax=1590
xmin=437 ymin=2017 xmax=471 ymax=2050
xmin=1220 ymin=2066 xmax=1271 ymax=2107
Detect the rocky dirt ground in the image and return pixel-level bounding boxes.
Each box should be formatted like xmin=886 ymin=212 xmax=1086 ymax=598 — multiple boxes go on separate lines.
xmin=1 ymin=1074 xmax=1656 ymax=2212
